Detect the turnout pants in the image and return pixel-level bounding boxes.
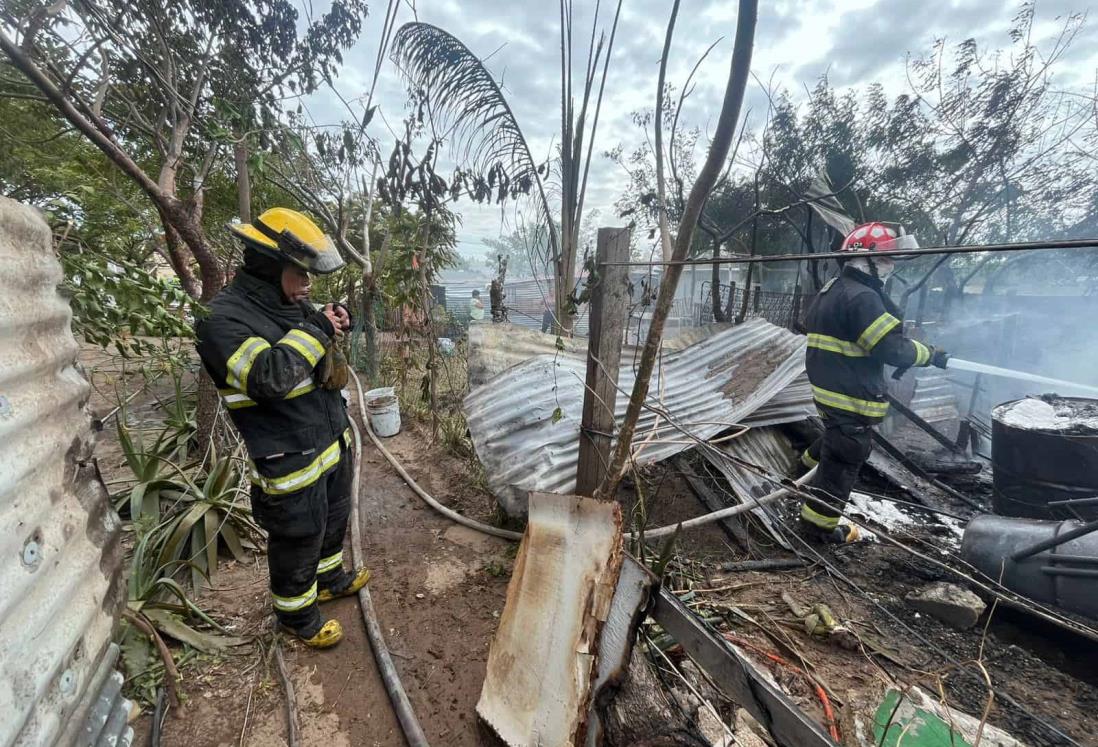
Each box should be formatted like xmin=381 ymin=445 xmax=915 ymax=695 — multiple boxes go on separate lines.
xmin=250 ymin=443 xmax=354 ymax=634
xmin=800 ymin=419 xmax=873 ymax=530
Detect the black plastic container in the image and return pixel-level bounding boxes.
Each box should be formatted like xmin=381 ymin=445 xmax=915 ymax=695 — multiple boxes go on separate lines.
xmin=991 ymin=397 xmax=1098 ymax=520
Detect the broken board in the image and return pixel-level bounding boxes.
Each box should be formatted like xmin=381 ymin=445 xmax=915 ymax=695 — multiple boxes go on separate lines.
xmin=477 ymin=493 xmax=624 ymax=746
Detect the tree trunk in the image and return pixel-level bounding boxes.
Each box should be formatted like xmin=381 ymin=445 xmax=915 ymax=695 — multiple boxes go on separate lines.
xmin=555 ymin=244 xmax=577 ymax=336
xmin=361 ymin=283 xmax=380 ymax=383
xmin=597 ymin=0 xmax=757 ymax=499
xmin=234 ymin=139 xmax=252 ymax=223
xmin=161 ymin=221 xmax=201 ymax=299
xmin=600 ymin=652 xmax=700 ymax=747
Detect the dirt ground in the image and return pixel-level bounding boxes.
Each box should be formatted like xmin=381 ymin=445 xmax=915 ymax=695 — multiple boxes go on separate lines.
xmin=118 ymin=417 xmax=513 ymax=747
xmin=86 ymin=342 xmax=1098 ymax=747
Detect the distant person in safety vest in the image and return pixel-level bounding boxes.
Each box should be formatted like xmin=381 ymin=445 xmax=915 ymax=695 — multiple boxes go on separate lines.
xmin=195 ymin=207 xmax=370 ymax=649
xmin=800 ymin=222 xmax=950 ymax=544
xmin=470 ymin=288 xmax=486 ymax=321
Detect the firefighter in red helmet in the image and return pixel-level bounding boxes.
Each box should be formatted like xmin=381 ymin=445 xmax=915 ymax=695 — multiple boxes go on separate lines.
xmin=799 ymin=223 xmax=950 ymax=543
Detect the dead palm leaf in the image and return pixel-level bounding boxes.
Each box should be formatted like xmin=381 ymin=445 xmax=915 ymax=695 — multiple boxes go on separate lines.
xmin=390 ymin=21 xmax=560 ymax=269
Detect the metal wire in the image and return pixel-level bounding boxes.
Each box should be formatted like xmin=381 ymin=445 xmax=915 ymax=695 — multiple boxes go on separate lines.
xmin=600 ymin=238 xmax=1098 ymax=268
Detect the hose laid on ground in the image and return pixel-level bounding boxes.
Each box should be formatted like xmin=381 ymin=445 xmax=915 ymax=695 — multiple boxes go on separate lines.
xmin=350 ymin=368 xmax=817 ymax=544
xmin=637 ymin=468 xmax=817 ymax=539
xmin=347 ymin=390 xmax=430 ymax=746
xmin=349 ymin=369 xmax=523 ymax=541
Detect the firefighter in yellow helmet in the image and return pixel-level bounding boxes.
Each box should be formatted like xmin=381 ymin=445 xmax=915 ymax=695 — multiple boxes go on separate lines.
xmin=195 ymin=208 xmax=369 ymax=648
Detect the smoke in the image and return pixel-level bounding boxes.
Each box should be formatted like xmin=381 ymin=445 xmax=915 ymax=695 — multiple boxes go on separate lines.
xmin=929 ymin=276 xmax=1098 ymax=420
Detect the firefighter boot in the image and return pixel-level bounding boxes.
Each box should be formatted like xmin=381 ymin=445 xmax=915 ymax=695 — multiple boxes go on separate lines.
xmin=282 ymin=619 xmax=344 ymax=649
xmin=799 ymin=502 xmax=861 ymax=545
xmin=800 ymin=520 xmax=861 ymax=545
xmin=317 ymin=567 xmax=372 ymax=603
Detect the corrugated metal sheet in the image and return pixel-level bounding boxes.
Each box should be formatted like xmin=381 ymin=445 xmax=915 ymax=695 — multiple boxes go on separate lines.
xmin=907 ymin=369 xmax=959 ymax=424
xmin=477 ymin=493 xmax=623 ymax=744
xmin=467 ymin=321 xmax=751 ymax=390
xmin=702 ymin=427 xmax=800 ymax=547
xmin=0 ymin=198 xmax=126 ymax=746
xmin=465 ymin=319 xmax=811 ymax=515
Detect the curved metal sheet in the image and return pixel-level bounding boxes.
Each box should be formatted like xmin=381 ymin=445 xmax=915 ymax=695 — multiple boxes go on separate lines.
xmin=465 ymin=319 xmax=810 ymax=515
xmin=0 ymin=198 xmax=124 ymax=747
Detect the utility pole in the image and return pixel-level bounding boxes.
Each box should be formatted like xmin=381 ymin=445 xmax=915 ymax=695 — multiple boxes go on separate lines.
xmin=576 ymin=227 xmax=632 ymax=496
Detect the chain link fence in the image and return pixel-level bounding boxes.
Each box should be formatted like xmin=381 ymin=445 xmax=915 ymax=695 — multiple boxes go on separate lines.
xmin=698 ymin=282 xmax=812 ymax=330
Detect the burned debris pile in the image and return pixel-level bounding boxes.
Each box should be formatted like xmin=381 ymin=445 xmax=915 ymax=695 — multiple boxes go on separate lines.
xmin=465 ymin=321 xmax=1098 ymax=747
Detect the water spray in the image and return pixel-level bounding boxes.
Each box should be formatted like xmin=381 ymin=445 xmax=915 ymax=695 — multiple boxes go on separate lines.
xmin=946 ymin=357 xmax=1098 ymax=397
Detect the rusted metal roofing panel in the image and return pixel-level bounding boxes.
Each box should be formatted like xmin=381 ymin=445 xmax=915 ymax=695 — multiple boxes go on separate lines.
xmin=477 ymin=493 xmax=623 ymax=745
xmin=466 ymin=322 xmax=740 ymax=390
xmin=465 ymin=319 xmax=810 ymax=515
xmin=0 ymin=198 xmax=126 ymax=746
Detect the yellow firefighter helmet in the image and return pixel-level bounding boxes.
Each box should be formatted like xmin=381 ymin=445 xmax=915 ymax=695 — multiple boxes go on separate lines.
xmin=228 ymin=207 xmax=345 ymax=274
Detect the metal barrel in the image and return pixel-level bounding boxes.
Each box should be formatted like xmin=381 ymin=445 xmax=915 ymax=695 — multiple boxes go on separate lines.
xmin=991 ymin=397 xmax=1098 ymax=520
xmin=961 ymin=514 xmax=1098 ymax=621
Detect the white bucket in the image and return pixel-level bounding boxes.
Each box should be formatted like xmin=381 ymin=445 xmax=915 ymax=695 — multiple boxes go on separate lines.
xmin=364 ymin=387 xmax=401 ymax=437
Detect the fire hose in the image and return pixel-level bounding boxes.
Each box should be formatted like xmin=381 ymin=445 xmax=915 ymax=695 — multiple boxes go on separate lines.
xmin=347 ymin=373 xmax=430 ymax=747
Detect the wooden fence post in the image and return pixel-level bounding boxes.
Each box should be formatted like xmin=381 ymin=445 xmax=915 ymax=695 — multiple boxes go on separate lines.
xmin=577 ymin=227 xmax=632 ymax=497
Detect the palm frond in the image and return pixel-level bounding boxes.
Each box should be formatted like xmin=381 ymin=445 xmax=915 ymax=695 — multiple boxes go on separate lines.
xmin=390 ymin=22 xmax=559 ymax=266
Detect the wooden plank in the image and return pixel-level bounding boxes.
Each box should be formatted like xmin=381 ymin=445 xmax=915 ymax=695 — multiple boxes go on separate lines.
xmin=585 ymin=556 xmax=656 ymax=746
xmin=649 ymin=581 xmax=835 ymax=747
xmin=577 ymin=226 xmax=632 ymax=496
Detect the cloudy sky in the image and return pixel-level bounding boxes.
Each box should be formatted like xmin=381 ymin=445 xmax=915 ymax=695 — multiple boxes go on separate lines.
xmin=308 ymin=0 xmax=1097 ymax=266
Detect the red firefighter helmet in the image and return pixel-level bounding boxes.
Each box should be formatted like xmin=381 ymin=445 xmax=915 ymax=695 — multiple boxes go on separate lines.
xmin=840 ymin=222 xmax=920 ymax=254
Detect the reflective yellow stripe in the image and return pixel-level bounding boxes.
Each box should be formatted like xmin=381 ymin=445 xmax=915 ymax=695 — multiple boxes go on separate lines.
xmin=220 ymin=377 xmax=315 ymax=408
xmin=285 ymin=378 xmax=316 ymax=400
xmin=249 ymin=438 xmax=343 ymax=495
xmin=218 ymin=387 xmax=256 ymax=409
xmin=227 ymin=337 xmax=271 ymax=392
xmin=317 ymin=551 xmax=343 ymax=574
xmin=801 ymin=503 xmax=839 ymax=530
xmin=807 ymin=333 xmax=868 ymax=358
xmin=280 ymin=329 xmax=325 ymax=367
xmin=812 ymin=385 xmax=890 ymax=418
xmin=801 ymin=449 xmax=819 ymax=468
xmin=912 ymin=340 xmax=931 ymax=366
xmin=272 ymin=581 xmax=317 ymax=612
xmin=856 ymin=313 xmax=901 ymax=351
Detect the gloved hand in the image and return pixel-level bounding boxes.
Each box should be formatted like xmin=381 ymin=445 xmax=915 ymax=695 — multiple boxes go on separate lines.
xmin=333 ymin=302 xmax=353 ymax=331
xmin=930 ymin=348 xmax=950 ymax=369
xmin=306 ymin=307 xmax=337 ymax=337
xmin=319 ymin=330 xmax=350 ymax=390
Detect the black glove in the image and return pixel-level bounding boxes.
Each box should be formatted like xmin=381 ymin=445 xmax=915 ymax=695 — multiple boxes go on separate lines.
xmin=305 ymin=309 xmax=336 ymax=338
xmin=930 ymin=348 xmax=950 ymax=369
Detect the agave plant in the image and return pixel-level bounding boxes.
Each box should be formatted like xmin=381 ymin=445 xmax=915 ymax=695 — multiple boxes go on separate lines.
xmin=155 ymin=444 xmax=262 ymax=591
xmin=113 ymin=418 xmax=187 ymax=522
xmin=120 ymin=510 xmax=251 ymax=707
xmin=153 ymin=369 xmax=197 ymax=461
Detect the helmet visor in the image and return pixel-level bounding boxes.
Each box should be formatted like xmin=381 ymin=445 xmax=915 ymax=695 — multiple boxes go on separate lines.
xmin=278 ymin=231 xmax=345 ymax=274
xmin=876 ymin=233 xmax=921 ymax=258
